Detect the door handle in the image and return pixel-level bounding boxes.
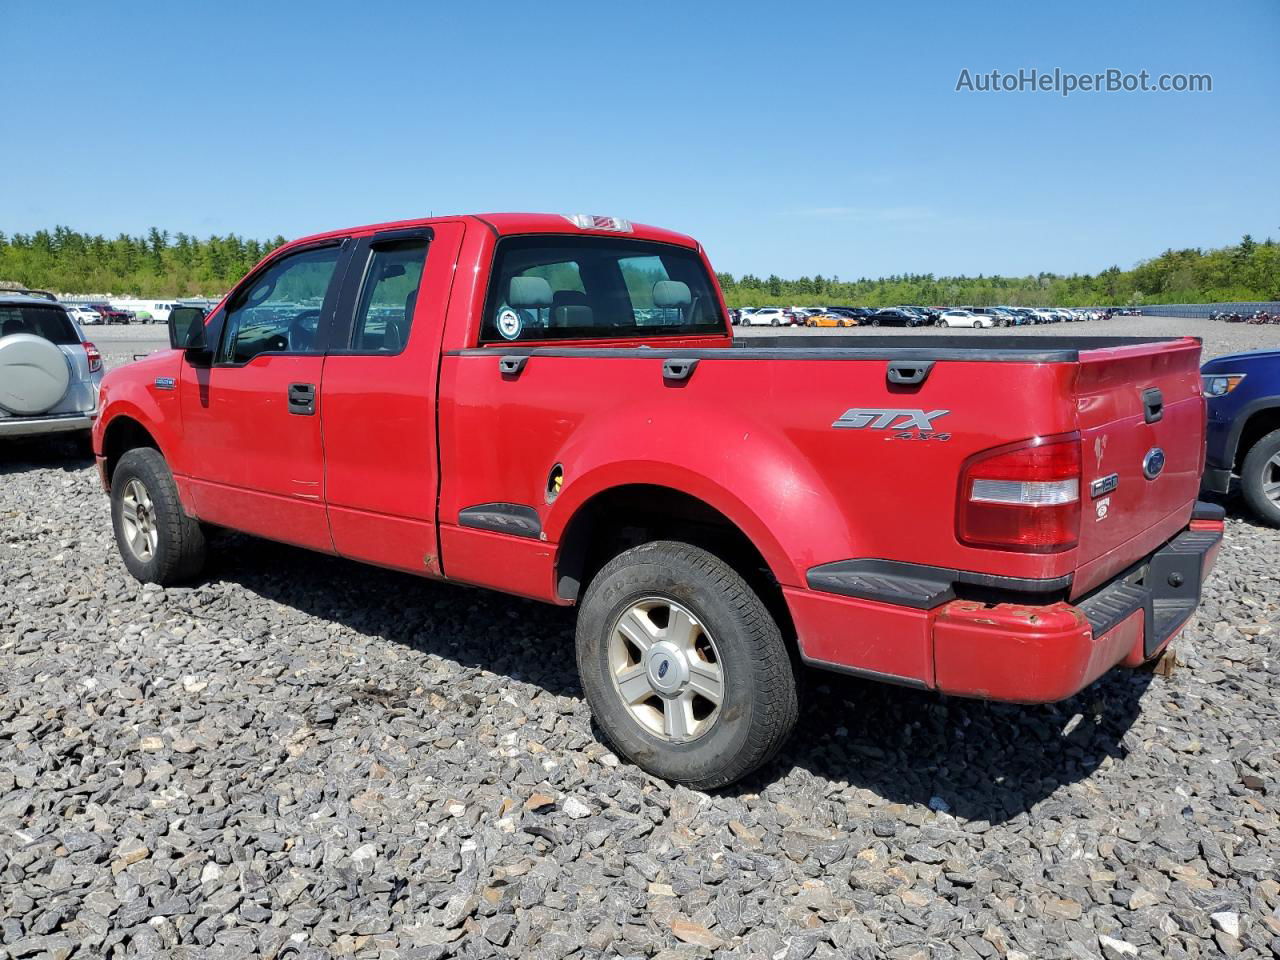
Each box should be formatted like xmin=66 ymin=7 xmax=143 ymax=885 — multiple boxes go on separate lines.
xmin=288 ymin=382 xmax=316 ymax=416
xmin=887 ymin=360 xmax=934 ymax=386
xmin=499 ymin=355 xmax=528 ymax=377
xmin=1142 ymin=387 xmax=1163 ymax=424
xmin=662 ymin=358 xmax=699 ymax=383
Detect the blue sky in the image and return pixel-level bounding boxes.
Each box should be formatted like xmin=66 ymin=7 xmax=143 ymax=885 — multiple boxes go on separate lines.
xmin=3 ymin=0 xmax=1277 ymax=278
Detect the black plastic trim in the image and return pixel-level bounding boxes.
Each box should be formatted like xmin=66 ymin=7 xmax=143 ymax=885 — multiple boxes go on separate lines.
xmin=458 ymin=502 xmax=542 ymax=539
xmin=1142 ymin=387 xmax=1164 ymax=424
xmin=797 ymin=653 xmax=930 ymax=690
xmin=662 ymin=358 xmax=699 ymax=382
xmin=807 ymin=558 xmax=1073 ymax=609
xmin=887 ymin=359 xmax=933 ymax=386
xmin=499 ymin=355 xmax=528 ymax=377
xmin=1191 ymin=499 xmax=1226 ymax=521
xmin=446 ymin=336 xmax=1185 ymax=365
xmin=1201 ymin=467 xmax=1232 ymax=494
xmin=1076 ymin=526 xmax=1222 ymax=658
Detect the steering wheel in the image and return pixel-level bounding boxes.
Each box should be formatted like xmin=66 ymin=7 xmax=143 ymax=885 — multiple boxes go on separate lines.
xmin=288 ymin=310 xmax=321 ymax=351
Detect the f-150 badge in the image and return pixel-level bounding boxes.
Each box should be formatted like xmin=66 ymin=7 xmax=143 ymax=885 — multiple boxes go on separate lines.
xmin=833 ymin=408 xmax=950 ymax=430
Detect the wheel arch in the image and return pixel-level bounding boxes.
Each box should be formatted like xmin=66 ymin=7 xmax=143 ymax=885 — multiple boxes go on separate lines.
xmin=101 ymin=414 xmax=162 ymax=490
xmin=1232 ymin=400 xmax=1280 ymax=472
xmin=552 ymin=481 xmax=799 ymax=639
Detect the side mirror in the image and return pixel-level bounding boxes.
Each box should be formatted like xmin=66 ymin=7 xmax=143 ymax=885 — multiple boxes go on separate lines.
xmin=168 ymin=307 xmax=208 ymax=351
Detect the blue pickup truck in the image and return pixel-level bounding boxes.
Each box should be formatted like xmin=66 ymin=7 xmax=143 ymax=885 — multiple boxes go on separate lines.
xmin=1202 ymin=349 xmax=1280 ymax=525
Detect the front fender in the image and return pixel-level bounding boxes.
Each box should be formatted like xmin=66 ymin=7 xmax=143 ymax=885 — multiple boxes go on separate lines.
xmin=92 ymin=355 xmax=183 ymax=463
xmin=543 ymin=408 xmax=855 ymax=588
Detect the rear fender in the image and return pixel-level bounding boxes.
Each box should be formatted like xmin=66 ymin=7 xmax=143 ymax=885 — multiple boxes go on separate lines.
xmin=543 ymin=413 xmax=855 ymax=588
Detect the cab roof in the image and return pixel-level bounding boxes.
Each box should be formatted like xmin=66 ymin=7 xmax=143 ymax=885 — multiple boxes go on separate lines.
xmin=288 ymin=213 xmax=699 ymax=251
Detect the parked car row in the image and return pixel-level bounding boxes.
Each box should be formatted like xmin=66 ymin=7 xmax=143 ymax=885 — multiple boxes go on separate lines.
xmin=731 ymin=305 xmax=1121 ymax=328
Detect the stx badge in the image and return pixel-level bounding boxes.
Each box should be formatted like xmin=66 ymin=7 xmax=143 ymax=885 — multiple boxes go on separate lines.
xmin=832 ymin=408 xmax=950 ymax=430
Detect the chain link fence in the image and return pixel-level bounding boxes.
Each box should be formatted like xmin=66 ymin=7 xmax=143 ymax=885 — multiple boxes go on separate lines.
xmin=1134 ymin=301 xmax=1280 ymax=319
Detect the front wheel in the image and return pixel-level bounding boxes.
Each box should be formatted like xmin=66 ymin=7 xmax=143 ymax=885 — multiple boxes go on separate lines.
xmin=1241 ymin=429 xmax=1280 ymax=527
xmin=937 ymin=319 xmax=948 ymax=328
xmin=111 ymin=447 xmax=207 ymax=584
xmin=575 ymin=541 xmax=799 ymax=789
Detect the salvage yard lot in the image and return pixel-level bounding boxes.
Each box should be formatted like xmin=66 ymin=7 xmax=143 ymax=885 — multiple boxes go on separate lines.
xmin=1 ymin=316 xmax=1278 ymax=959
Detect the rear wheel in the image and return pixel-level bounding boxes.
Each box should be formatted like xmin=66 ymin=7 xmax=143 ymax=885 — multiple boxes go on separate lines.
xmin=1241 ymin=429 xmax=1280 ymax=527
xmin=111 ymin=447 xmax=206 ymax=584
xmin=576 ymin=541 xmax=799 ymax=789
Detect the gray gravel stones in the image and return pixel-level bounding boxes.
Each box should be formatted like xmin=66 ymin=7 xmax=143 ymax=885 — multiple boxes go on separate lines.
xmin=2 ymin=317 xmax=1279 ymax=958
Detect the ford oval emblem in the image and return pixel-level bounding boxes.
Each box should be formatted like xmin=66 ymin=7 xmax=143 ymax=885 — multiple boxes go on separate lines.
xmin=657 ymin=659 xmax=670 ymax=679
xmin=1142 ymin=447 xmax=1166 ymax=480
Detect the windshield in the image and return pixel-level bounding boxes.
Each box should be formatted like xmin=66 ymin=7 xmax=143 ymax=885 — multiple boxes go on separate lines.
xmin=482 ymin=236 xmax=725 ymax=343
xmin=0 ymin=304 xmax=78 ymax=344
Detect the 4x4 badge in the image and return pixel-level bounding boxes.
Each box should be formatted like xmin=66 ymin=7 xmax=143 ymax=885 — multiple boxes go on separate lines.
xmin=833 ymin=408 xmax=950 ymax=430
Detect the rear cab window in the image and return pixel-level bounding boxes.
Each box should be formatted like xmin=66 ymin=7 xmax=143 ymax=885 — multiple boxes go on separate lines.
xmin=481 ymin=236 xmax=726 ymax=343
xmin=0 ymin=304 xmax=79 ymax=344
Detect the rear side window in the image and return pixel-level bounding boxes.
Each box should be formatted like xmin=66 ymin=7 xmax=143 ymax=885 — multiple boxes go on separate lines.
xmin=350 ymin=239 xmax=429 ymax=352
xmin=0 ymin=305 xmax=78 ymax=344
xmin=481 ymin=236 xmax=725 ymax=342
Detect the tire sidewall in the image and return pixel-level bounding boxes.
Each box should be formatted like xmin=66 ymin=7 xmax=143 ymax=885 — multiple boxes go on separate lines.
xmin=576 ymin=548 xmax=777 ymax=784
xmin=1242 ymin=431 xmax=1280 ymax=526
xmin=110 ymin=450 xmax=180 ymax=582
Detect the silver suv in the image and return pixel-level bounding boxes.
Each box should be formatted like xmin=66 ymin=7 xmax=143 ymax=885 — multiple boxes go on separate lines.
xmin=0 ymin=294 xmax=104 ymax=439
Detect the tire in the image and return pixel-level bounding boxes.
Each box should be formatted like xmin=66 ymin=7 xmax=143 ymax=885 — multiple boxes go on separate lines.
xmin=937 ymin=319 xmax=948 ymax=328
xmin=868 ymin=318 xmax=880 ymax=327
xmin=770 ymin=318 xmax=780 ymax=327
xmin=111 ymin=447 xmax=206 ymax=584
xmin=575 ymin=541 xmax=799 ymax=789
xmin=1240 ymin=429 xmax=1280 ymax=527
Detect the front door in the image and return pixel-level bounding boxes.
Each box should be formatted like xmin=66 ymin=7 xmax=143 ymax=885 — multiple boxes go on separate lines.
xmin=178 ymin=240 xmax=348 ymax=551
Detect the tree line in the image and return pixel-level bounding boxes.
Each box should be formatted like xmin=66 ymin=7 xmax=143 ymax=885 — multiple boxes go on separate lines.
xmin=717 ymin=235 xmax=1280 ymax=308
xmin=0 ymin=227 xmax=287 ymax=298
xmin=1 ymin=226 xmax=1277 ymax=307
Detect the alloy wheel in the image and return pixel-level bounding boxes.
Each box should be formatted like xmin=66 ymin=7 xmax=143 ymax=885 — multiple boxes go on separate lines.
xmin=608 ymin=597 xmax=724 ymax=742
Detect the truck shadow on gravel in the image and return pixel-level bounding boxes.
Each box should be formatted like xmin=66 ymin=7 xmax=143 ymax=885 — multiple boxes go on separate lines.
xmin=749 ymin=667 xmax=1155 ymax=824
xmin=207 ymin=533 xmax=1155 ymax=824
xmin=0 ymin=436 xmax=94 ymax=475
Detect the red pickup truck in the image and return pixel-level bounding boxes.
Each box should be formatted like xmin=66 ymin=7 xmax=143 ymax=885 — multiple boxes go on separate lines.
xmin=93 ymin=213 xmax=1225 ymax=788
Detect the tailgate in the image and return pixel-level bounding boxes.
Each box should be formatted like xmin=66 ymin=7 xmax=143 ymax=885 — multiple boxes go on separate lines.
xmin=1072 ymin=338 xmax=1204 ymax=596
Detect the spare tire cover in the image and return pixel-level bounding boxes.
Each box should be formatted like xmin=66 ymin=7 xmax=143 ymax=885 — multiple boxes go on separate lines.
xmin=0 ymin=333 xmax=72 ymax=415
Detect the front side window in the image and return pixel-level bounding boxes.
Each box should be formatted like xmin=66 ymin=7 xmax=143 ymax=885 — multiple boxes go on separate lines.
xmin=350 ymin=239 xmax=429 ymax=352
xmin=217 ymin=245 xmax=341 ymax=364
xmin=481 ymin=236 xmax=725 ymax=343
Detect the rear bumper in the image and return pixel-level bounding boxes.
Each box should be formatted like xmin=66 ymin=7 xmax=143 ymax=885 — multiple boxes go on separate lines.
xmin=0 ymin=412 xmax=95 ymax=438
xmin=792 ymin=504 xmax=1224 ymax=704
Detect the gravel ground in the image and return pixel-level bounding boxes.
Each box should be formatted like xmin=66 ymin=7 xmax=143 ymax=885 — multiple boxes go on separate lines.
xmin=1 ymin=318 xmax=1278 ymax=959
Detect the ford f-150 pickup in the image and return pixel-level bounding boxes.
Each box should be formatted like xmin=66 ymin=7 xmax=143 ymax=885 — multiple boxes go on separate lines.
xmin=92 ymin=213 xmax=1225 ymax=788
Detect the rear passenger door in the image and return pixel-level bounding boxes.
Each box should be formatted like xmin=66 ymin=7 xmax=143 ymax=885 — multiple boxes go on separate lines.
xmin=320 ymin=222 xmax=466 ymax=575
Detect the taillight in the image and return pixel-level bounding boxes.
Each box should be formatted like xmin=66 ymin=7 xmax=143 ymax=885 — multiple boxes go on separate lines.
xmin=957 ymin=434 xmax=1081 ymax=553
xmin=83 ymin=341 xmax=103 ymax=373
